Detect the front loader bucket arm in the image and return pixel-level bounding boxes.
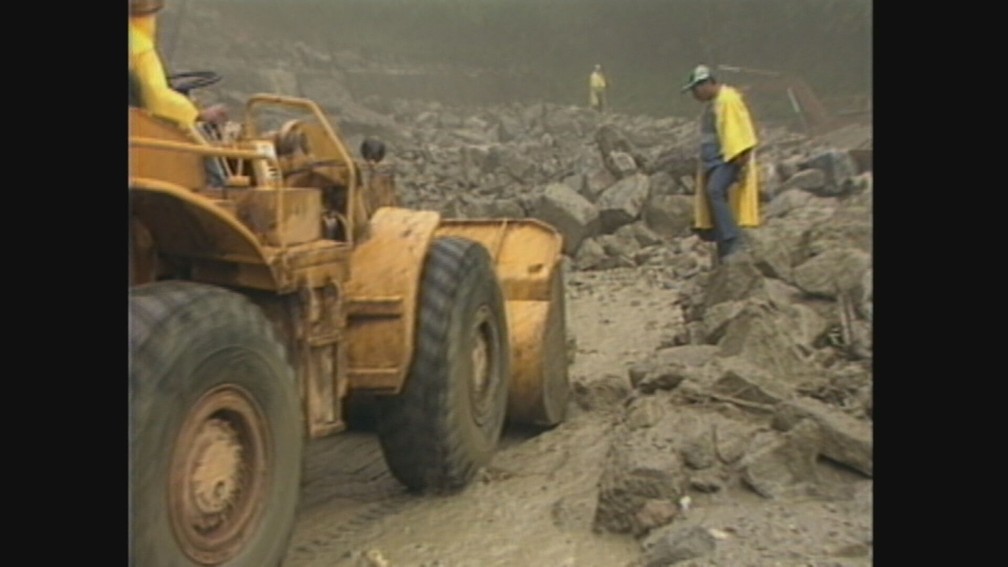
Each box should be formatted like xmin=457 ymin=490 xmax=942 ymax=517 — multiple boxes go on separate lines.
xmin=435 ymin=219 xmax=569 ymax=426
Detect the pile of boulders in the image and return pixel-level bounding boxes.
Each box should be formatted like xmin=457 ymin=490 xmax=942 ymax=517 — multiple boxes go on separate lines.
xmin=358 ymin=92 xmax=874 ymax=563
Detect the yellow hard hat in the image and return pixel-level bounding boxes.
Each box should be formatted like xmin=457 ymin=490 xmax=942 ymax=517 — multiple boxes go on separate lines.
xmin=130 ymin=0 xmax=164 ymax=16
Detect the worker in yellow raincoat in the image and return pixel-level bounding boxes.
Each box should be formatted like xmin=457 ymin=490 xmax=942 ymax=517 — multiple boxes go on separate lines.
xmin=681 ymin=64 xmax=760 ymax=261
xmin=589 ymin=64 xmax=608 ymax=113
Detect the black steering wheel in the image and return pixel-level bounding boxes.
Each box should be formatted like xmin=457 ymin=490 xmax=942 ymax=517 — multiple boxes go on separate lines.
xmin=168 ymin=70 xmax=222 ymax=96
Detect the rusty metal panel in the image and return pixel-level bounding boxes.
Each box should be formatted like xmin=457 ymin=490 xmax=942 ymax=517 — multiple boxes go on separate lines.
xmin=231 ymin=187 xmax=323 ymax=246
xmin=130 ymin=180 xmax=271 ymax=267
xmin=129 ymin=109 xmax=207 ymax=190
xmin=346 ymin=367 xmax=402 ymax=391
xmin=188 ymin=259 xmax=280 ymax=291
xmin=345 ymin=208 xmax=441 ymax=393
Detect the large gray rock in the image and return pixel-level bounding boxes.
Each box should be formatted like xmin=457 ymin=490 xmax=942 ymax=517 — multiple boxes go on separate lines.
xmin=800 ymin=150 xmax=859 ymax=196
xmin=543 ymin=105 xmax=586 ymax=138
xmin=594 ymin=429 xmax=689 ymax=535
xmin=582 ymin=167 xmax=617 ymax=202
xmin=572 ymin=374 xmax=631 ymax=413
xmin=588 ymin=409 xmax=701 ymax=532
xmin=652 ymin=345 xmax=720 ymax=368
xmin=487 ymin=145 xmax=537 ymax=180
xmin=633 ymin=499 xmax=680 ymax=537
xmin=640 ymin=526 xmax=717 ymax=566
xmin=460 ymin=144 xmax=492 ymax=176
xmin=595 ymin=124 xmax=647 ymax=174
xmin=623 ymin=392 xmax=672 ymax=429
xmin=703 ymin=259 xmax=767 ymax=309
xmin=764 ymin=186 xmax=814 ymax=220
xmin=746 ymin=226 xmax=800 ymax=281
xmin=494 ymin=113 xmax=526 ymax=143
xmin=858 ymin=268 xmax=873 ymax=321
xmin=562 ymin=173 xmax=585 ymax=195
xmin=596 ymin=173 xmax=650 ymax=233
xmin=597 ymin=232 xmax=642 ymax=263
xmin=701 ymin=300 xmax=747 ymax=344
xmin=773 ymin=398 xmax=873 ymax=477
xmin=712 ymin=417 xmax=761 ymax=464
xmin=741 ymin=422 xmax=822 ymax=499
xmin=763 ymin=277 xmax=805 ymax=307
xmin=647 ymin=171 xmax=679 ymax=199
xmin=457 ymin=196 xmax=526 ymax=219
xmin=643 ymin=194 xmax=694 ymax=238
xmin=615 ymin=222 xmax=665 ymax=248
xmin=608 ymin=151 xmax=639 ymax=178
xmin=793 ymin=248 xmax=872 ymax=299
xmin=573 ymin=237 xmax=607 ymax=270
xmin=717 ymin=304 xmax=818 ymax=383
xmin=533 ymin=183 xmax=601 ymax=255
xmin=782 ymin=168 xmax=827 ymax=193
xmin=630 ymin=356 xmax=711 ymax=394
xmin=800 ymin=193 xmax=873 ymax=258
xmin=780 ymin=302 xmax=829 ymax=352
xmin=758 ymin=162 xmax=784 ymax=202
xmin=647 ymin=147 xmax=697 ymax=178
xmin=667 ymin=356 xmax=789 ymax=413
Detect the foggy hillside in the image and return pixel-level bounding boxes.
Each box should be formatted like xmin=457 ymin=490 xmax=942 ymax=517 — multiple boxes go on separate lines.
xmin=158 ymin=0 xmax=871 ymax=122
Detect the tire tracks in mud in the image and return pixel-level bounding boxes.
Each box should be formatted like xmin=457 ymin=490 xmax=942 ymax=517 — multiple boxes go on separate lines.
xmin=282 ymin=425 xmax=550 ymax=566
xmin=283 ymin=432 xmax=414 ymax=566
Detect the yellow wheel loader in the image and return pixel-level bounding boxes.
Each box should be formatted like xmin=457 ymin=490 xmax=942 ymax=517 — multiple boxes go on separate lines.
xmin=129 ymin=85 xmax=570 ymax=565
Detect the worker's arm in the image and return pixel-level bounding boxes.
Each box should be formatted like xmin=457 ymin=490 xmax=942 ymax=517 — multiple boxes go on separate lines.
xmin=132 ymin=48 xmax=199 ymax=126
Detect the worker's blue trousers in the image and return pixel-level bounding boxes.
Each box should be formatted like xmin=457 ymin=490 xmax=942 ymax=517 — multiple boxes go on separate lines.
xmin=705 ymin=162 xmax=742 ymax=256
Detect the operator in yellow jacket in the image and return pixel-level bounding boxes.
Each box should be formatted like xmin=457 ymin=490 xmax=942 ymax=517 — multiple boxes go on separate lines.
xmin=128 ymin=0 xmax=227 ymax=127
xmin=681 ymin=64 xmax=760 ymax=262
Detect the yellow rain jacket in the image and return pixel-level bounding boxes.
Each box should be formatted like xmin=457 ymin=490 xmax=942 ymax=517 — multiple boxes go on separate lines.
xmin=693 ymin=85 xmax=760 ymax=229
xmin=128 ymin=15 xmax=199 ymax=126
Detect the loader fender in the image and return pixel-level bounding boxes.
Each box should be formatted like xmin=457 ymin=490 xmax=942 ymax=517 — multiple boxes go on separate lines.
xmin=129 ymin=178 xmax=283 ymax=290
xmin=344 ymin=207 xmax=442 ymax=393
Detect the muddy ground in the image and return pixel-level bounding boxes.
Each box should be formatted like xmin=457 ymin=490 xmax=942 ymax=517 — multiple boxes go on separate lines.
xmin=280 ymin=263 xmax=872 ymax=567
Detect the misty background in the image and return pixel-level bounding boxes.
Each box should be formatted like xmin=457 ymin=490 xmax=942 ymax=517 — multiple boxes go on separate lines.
xmin=156 ymin=0 xmax=871 ymax=126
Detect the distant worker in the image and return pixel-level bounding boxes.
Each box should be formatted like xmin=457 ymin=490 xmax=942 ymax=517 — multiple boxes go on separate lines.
xmin=589 ymin=64 xmax=608 ymax=113
xmin=128 ymin=0 xmax=228 ymax=128
xmin=681 ymin=64 xmax=760 ymax=262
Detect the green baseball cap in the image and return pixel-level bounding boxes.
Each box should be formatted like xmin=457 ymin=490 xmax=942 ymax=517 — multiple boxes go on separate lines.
xmin=681 ymin=64 xmax=713 ymax=92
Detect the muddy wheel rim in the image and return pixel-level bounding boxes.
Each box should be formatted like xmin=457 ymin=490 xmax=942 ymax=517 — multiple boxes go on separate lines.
xmin=168 ymin=384 xmax=271 ymax=565
xmin=469 ymin=305 xmax=497 ymax=427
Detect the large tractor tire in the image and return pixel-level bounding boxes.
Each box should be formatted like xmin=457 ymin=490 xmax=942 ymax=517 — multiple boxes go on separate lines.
xmin=376 ymin=237 xmax=510 ymax=493
xmin=129 ymin=281 xmax=303 ymax=567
